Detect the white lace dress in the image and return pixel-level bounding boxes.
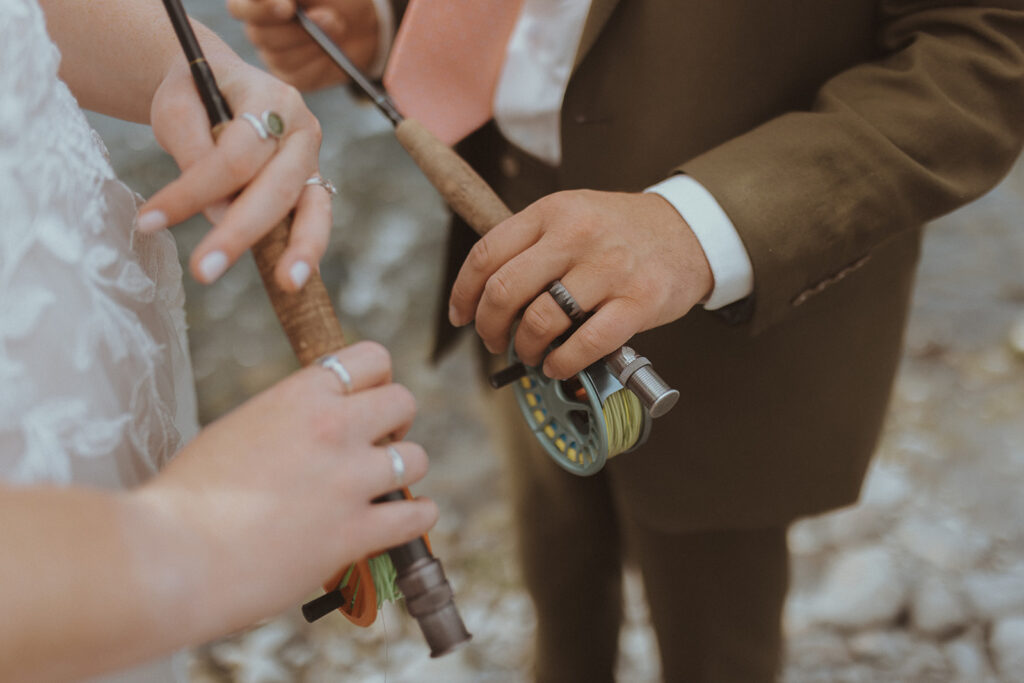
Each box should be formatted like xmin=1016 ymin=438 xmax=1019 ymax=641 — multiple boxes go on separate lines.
xmin=0 ymin=1 xmax=198 ymax=680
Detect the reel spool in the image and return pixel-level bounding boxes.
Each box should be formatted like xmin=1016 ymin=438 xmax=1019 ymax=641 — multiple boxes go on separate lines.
xmin=509 ymin=347 xmax=651 ymax=476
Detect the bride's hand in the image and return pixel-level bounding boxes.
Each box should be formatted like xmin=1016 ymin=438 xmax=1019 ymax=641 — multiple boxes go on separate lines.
xmin=137 ymin=56 xmax=329 ymax=292
xmin=128 ymin=341 xmax=437 ymax=636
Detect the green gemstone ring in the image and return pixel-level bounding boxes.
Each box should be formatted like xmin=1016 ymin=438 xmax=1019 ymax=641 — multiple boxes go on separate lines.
xmin=260 ymin=110 xmax=285 ymax=139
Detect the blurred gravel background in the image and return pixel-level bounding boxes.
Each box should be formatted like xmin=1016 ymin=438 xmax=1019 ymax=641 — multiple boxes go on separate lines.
xmin=87 ymin=5 xmax=1024 ymax=681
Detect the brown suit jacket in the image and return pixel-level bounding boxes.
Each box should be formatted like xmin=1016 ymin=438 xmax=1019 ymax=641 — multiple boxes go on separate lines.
xmin=428 ymin=0 xmax=1024 ymax=532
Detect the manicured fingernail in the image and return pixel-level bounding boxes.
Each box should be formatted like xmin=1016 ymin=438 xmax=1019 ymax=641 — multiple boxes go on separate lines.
xmin=136 ymin=210 xmax=167 ymax=233
xmin=289 ymin=261 xmax=311 ymax=289
xmin=198 ymin=250 xmax=228 ymax=283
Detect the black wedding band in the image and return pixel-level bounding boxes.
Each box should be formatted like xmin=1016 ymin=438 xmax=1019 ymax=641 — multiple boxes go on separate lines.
xmin=548 ymin=280 xmax=584 ymax=322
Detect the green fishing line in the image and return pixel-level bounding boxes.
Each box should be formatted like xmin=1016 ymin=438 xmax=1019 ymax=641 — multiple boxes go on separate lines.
xmin=368 ymin=553 xmax=402 ymax=607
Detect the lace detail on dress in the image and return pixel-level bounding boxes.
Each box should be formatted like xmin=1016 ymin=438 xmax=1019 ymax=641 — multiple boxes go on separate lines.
xmin=0 ymin=0 xmax=197 ymax=489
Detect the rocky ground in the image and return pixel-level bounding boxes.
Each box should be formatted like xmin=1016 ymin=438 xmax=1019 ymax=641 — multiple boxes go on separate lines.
xmin=87 ymin=5 xmax=1024 ymax=681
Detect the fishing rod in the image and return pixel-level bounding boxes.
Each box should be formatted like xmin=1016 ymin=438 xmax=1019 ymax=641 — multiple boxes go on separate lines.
xmin=295 ymin=9 xmax=680 ymax=476
xmin=159 ymin=0 xmax=470 ymax=657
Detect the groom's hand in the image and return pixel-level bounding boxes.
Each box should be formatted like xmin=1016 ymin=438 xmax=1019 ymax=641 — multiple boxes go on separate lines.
xmin=448 ymin=190 xmax=715 ymax=380
xmin=228 ymin=0 xmax=381 ymax=91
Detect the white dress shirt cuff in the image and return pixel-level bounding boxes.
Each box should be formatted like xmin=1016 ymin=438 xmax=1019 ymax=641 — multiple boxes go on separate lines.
xmin=367 ymin=0 xmax=396 ymax=79
xmin=645 ymin=175 xmax=754 ymax=310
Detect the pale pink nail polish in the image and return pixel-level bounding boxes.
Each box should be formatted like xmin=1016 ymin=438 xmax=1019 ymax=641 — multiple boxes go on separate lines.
xmin=290 ymin=261 xmax=311 ymax=289
xmin=136 ymin=210 xmax=167 ymax=233
xmin=198 ymin=251 xmax=228 ymax=283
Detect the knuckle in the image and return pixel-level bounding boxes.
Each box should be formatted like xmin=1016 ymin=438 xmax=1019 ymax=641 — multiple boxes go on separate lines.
xmin=573 ymin=324 xmax=606 ymax=359
xmin=307 ymin=401 xmax=342 ymax=444
xmin=448 ymin=278 xmax=471 ymax=307
xmin=388 ymin=384 xmax=418 ymax=418
xmin=307 ymin=116 xmax=323 ymax=146
xmin=519 ymin=303 xmax=553 ymax=338
xmin=404 ymin=442 xmax=429 ymax=469
xmin=281 ymin=83 xmax=303 ymax=106
xmin=354 ymin=340 xmax=391 ymax=372
xmin=466 ymin=238 xmax=492 ymax=274
xmin=483 ymin=270 xmax=515 ymax=309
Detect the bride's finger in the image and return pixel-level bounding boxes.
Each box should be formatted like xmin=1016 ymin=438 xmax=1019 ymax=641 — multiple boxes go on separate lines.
xmin=273 ymin=178 xmax=334 ymax=292
xmin=138 ymin=116 xmax=277 ymax=235
xmin=188 ymin=129 xmax=319 ymax=284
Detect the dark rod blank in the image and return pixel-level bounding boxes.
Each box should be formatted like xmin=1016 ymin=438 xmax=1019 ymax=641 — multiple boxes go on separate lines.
xmin=295 ymin=8 xmax=403 ymax=126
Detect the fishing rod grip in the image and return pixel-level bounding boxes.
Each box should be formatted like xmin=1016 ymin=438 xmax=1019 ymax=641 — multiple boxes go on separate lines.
xmin=209 ymin=122 xmax=347 ymax=363
xmin=254 ymin=217 xmax=471 ymax=656
xmin=250 ymin=214 xmax=470 ymax=656
xmin=249 ymin=217 xmax=346 ymax=364
xmin=394 ymin=119 xmax=512 ymax=236
xmin=214 ymin=129 xmax=469 ymax=654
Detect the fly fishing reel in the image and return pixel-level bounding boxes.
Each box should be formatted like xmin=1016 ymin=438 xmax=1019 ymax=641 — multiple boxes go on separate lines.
xmin=490 ymin=283 xmax=680 ymax=476
xmin=506 ymin=349 xmax=652 ymax=476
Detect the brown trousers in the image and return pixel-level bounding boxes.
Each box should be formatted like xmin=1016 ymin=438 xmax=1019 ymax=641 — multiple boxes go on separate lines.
xmin=494 ymin=385 xmax=790 ymax=683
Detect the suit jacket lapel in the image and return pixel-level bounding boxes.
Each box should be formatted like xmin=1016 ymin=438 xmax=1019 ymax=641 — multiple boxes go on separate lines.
xmin=573 ymin=0 xmax=619 ymax=71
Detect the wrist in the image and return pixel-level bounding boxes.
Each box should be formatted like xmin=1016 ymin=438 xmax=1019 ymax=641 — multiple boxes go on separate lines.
xmin=645 ymin=175 xmax=754 ymax=310
xmin=120 ymin=487 xmax=224 ymax=647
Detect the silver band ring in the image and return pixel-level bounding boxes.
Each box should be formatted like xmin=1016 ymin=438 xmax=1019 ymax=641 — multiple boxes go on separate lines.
xmin=240 ymin=112 xmax=270 ymax=141
xmin=239 ymin=111 xmax=285 ymax=141
xmin=386 ymin=445 xmax=406 ymax=487
xmin=316 ymin=354 xmax=353 ymax=394
xmin=305 ymin=174 xmax=338 ymax=196
xmin=548 ymin=280 xmax=584 ymax=322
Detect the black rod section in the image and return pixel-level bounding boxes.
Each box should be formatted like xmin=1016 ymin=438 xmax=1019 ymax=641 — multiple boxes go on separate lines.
xmin=294 ymin=8 xmax=403 ymax=126
xmin=161 ymin=0 xmax=232 ymax=126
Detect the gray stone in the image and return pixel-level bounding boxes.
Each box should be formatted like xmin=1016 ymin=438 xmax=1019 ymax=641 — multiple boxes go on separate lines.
xmin=848 ymin=629 xmax=913 ymax=664
xmin=824 ymin=505 xmax=891 ymax=549
xmin=860 ymin=463 xmax=913 ymax=510
xmin=910 ymin=573 xmax=970 ymax=636
xmin=806 ymin=546 xmax=908 ymax=629
xmin=785 ymin=630 xmax=852 ymax=669
xmin=789 ymin=519 xmax=830 ymax=556
xmin=990 ymin=616 xmax=1024 ymax=680
xmin=898 ymin=641 xmax=951 ymax=681
xmin=944 ymin=634 xmax=995 ymax=681
xmin=895 ymin=514 xmax=990 ymax=572
xmin=964 ymin=565 xmax=1024 ymax=619
xmin=1009 ymin=316 xmax=1024 ymax=357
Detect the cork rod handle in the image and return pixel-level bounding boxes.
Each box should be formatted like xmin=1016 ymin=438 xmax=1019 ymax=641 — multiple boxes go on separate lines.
xmin=251 ymin=218 xmax=346 ymax=366
xmin=394 ymin=119 xmax=513 ymax=237
xmin=210 ymin=122 xmax=345 ymax=366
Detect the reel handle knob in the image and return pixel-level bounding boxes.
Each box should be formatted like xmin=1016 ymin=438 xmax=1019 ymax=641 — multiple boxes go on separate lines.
xmin=604 ymin=346 xmax=679 ymax=418
xmin=301 ymin=589 xmax=346 ymax=623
